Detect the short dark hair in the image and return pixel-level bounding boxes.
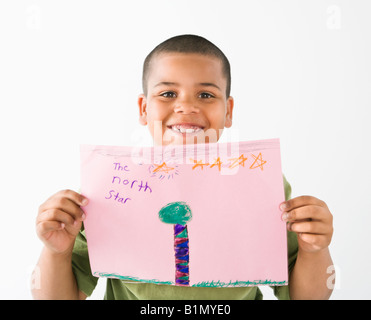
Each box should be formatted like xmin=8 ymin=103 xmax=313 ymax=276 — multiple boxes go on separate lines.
xmin=142 ymin=34 xmax=231 ymax=97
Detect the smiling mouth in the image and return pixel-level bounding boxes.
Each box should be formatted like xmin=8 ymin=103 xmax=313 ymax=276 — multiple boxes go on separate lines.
xmin=168 ymin=124 xmax=205 ymax=134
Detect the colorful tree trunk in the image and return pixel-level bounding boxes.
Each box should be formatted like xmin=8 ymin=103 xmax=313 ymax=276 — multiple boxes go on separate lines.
xmin=174 ymin=224 xmax=190 ymax=285
xmin=158 ymin=202 xmax=192 ymax=286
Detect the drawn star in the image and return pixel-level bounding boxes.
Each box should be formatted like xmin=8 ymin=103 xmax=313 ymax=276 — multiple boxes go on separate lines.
xmin=152 ymin=162 xmax=175 ymax=174
xmin=249 ymin=153 xmax=267 ymax=171
xmin=210 ymin=157 xmax=222 ymax=171
xmin=149 ymin=162 xmax=179 ymax=180
xmin=228 ymin=154 xmax=248 ymax=169
xmin=190 ymin=158 xmax=209 ymax=170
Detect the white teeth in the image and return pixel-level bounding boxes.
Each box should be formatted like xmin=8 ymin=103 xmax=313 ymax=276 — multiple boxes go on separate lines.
xmin=170 ymin=125 xmax=203 ymax=134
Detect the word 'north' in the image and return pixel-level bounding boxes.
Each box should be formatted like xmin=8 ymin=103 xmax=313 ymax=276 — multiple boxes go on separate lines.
xmin=111 ymin=176 xmax=152 ymax=193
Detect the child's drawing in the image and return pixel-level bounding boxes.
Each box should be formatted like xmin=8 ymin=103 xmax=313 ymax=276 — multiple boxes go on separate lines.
xmin=80 ymin=139 xmax=288 ymax=287
xmin=158 ymin=202 xmax=192 ymax=286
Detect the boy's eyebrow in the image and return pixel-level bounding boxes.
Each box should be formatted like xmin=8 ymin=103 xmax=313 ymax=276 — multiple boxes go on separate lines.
xmin=198 ymin=82 xmax=221 ymax=91
xmin=154 ymin=81 xmax=179 ymax=87
xmin=154 ymin=81 xmax=221 ymax=91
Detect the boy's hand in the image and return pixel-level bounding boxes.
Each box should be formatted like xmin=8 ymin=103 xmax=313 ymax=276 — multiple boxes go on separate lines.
xmin=36 ymin=190 xmax=88 ymax=255
xmin=280 ymin=196 xmax=333 ymax=254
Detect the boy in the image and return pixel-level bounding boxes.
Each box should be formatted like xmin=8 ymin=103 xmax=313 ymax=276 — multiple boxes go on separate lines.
xmin=33 ymin=35 xmax=334 ymax=300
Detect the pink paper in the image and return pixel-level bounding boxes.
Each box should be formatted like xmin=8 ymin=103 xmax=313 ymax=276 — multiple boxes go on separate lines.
xmin=80 ymin=139 xmax=288 ymax=287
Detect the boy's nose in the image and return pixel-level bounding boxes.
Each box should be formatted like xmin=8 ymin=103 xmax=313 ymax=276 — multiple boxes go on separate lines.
xmin=174 ymin=101 xmax=199 ymax=114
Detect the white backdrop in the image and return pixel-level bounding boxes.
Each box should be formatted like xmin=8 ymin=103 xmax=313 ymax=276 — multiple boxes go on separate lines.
xmin=0 ymin=0 xmax=370 ymax=299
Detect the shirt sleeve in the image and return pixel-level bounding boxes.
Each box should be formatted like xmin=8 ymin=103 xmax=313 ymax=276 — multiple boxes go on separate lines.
xmin=71 ymin=225 xmax=99 ymax=297
xmin=271 ymin=175 xmax=299 ymax=300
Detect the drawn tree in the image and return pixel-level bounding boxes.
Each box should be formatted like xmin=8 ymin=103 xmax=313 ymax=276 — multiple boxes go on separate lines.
xmin=158 ymin=201 xmax=192 ymax=286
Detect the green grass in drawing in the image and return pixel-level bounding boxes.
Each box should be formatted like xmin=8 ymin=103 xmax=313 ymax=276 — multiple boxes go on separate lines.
xmin=94 ymin=272 xmax=287 ymax=287
xmin=158 ymin=201 xmax=192 ymax=286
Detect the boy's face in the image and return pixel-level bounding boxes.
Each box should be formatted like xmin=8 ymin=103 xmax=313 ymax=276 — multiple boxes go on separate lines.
xmin=138 ymin=53 xmax=234 ymax=146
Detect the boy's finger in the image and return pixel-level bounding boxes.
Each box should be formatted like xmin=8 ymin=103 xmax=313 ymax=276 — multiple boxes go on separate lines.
xmin=42 ymin=189 xmax=88 ymax=210
xmin=36 ymin=220 xmax=64 ymax=237
xmin=288 ymin=220 xmax=328 ymax=235
xmin=37 ymin=209 xmax=82 ymax=238
xmin=40 ymin=196 xmax=86 ymax=222
xmin=57 ymin=189 xmax=89 ymax=206
xmin=281 ymin=205 xmax=326 ymax=222
xmin=37 ymin=208 xmax=76 ymax=226
xmin=280 ymin=196 xmax=327 ymax=212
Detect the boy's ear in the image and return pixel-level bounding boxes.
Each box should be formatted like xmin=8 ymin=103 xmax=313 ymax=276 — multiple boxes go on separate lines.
xmin=138 ymin=94 xmax=148 ymax=126
xmin=224 ymin=96 xmax=234 ymax=128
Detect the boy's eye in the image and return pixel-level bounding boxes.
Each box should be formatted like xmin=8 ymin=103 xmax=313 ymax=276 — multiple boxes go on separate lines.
xmin=160 ymin=91 xmax=177 ymax=98
xmin=199 ymin=92 xmax=214 ymax=99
